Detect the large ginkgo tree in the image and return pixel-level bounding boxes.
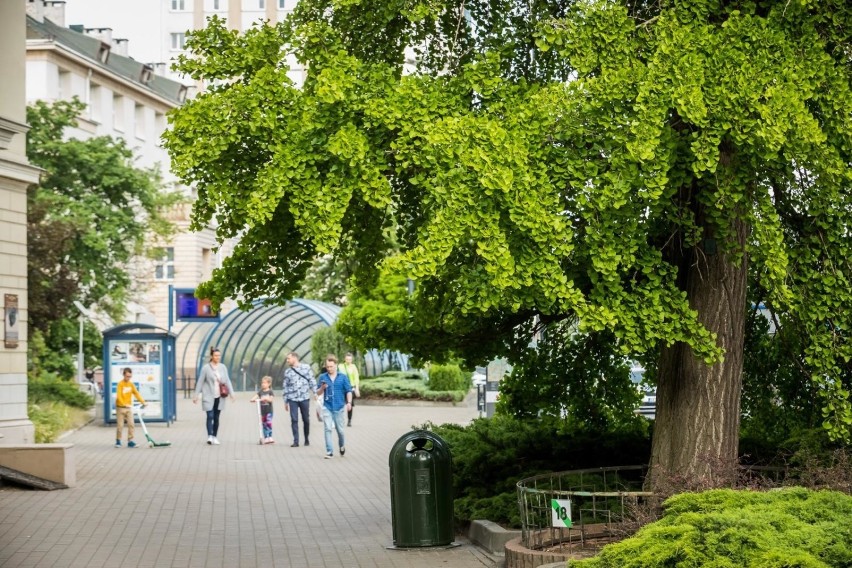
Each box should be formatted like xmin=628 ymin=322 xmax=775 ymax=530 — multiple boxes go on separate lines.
xmin=164 ymin=0 xmax=852 ymax=487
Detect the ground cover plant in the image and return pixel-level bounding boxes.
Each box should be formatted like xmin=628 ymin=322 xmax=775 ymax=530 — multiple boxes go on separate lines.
xmin=360 ymin=371 xmax=467 ymax=402
xmin=28 ymin=372 xmax=94 ymax=442
xmin=570 ymin=487 xmax=852 ymax=567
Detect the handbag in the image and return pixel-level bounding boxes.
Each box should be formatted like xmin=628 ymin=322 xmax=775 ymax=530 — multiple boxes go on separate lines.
xmin=219 ymin=381 xmax=230 ymax=398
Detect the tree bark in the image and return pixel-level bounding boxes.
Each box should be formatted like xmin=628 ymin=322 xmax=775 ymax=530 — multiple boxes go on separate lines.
xmin=649 ymin=215 xmax=749 ymax=492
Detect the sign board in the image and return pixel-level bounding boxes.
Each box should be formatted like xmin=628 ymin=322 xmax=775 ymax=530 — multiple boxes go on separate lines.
xmin=107 ymin=339 xmax=165 ymax=418
xmin=551 ymin=498 xmax=573 ymax=528
xmin=173 ymin=288 xmax=219 ymax=323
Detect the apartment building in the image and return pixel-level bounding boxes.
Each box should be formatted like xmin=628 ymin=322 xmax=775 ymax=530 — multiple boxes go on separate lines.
xmin=25 ymin=0 xmax=233 ymax=330
xmin=64 ymin=0 xmax=306 ymax=87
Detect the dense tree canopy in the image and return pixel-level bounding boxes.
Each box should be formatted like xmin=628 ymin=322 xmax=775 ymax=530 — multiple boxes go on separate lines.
xmin=27 ymin=99 xmax=179 ymax=373
xmin=164 ymin=0 xmax=852 ymax=482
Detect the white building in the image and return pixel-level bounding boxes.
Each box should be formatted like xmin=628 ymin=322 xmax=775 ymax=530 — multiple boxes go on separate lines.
xmin=25 ymin=0 xmax=234 ymax=331
xmin=64 ymin=0 xmax=305 ymax=87
xmin=1 ymin=1 xmax=41 ymax=444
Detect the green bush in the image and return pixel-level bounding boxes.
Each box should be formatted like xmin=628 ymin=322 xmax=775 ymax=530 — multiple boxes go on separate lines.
xmin=28 ymin=401 xmax=91 ymax=443
xmin=360 ymin=371 xmax=465 ymax=402
xmin=428 ymin=364 xmax=469 ymax=391
xmin=425 ymin=415 xmax=651 ymax=529
xmin=571 ymin=487 xmax=852 ymax=567
xmin=28 ymin=371 xmax=94 ymax=409
xmin=28 ymin=401 xmax=67 ymax=443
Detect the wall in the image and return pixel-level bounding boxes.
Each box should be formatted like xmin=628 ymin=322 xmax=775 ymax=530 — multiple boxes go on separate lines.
xmin=0 ymin=0 xmax=41 ymax=444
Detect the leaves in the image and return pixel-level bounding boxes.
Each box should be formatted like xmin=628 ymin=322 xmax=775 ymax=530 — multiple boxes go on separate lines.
xmin=27 ymin=99 xmax=180 ymax=348
xmin=165 ymin=0 xmax=852 ymax=441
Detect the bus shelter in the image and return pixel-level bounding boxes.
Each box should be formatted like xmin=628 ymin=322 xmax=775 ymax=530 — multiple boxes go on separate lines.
xmin=102 ymin=323 xmax=177 ymax=423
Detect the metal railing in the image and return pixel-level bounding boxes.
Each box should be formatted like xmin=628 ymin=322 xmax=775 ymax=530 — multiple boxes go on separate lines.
xmin=516 ymin=465 xmax=652 ymax=552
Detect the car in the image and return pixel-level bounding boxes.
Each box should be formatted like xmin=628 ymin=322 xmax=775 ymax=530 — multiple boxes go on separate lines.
xmin=630 ymin=364 xmax=656 ymax=420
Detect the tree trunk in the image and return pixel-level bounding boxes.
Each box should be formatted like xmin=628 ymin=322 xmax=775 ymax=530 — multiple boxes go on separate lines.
xmin=649 ymin=216 xmax=749 ymax=492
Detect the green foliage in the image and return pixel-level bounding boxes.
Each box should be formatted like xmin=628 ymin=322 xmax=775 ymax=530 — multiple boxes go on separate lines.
xmin=571 ymin=488 xmax=852 ymax=568
xmin=164 ymin=0 xmax=852 ymax=461
xmin=298 ymin=253 xmax=354 ymax=305
xmin=360 ymin=371 xmax=464 ymax=402
xmin=499 ymin=322 xmax=646 ymax=433
xmin=28 ymin=371 xmax=95 ymax=410
xmin=427 ymin=364 xmax=469 ymax=391
xmin=28 ymin=401 xmax=91 ymax=443
xmin=310 ymin=324 xmax=354 ymax=367
xmin=26 ymin=98 xmax=180 ymax=381
xmin=427 ymin=416 xmax=651 ymax=528
xmin=740 ymin=303 xmax=836 ymax=447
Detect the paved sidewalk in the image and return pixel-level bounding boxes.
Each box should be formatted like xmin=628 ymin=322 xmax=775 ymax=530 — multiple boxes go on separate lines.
xmin=0 ymin=395 xmax=496 ymax=568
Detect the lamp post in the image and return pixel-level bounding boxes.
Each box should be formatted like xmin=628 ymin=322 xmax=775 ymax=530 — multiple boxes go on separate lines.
xmin=73 ymin=301 xmax=86 ymax=384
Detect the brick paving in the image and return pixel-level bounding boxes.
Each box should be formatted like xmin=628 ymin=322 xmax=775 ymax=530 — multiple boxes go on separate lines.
xmin=0 ymin=395 xmax=497 ymax=568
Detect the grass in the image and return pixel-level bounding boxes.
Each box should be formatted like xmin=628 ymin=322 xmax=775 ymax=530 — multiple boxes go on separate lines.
xmin=360 ymin=371 xmax=468 ymax=403
xmin=29 ymin=401 xmax=93 ymax=443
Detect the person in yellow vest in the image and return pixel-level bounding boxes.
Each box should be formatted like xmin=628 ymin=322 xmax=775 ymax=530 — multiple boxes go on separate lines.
xmin=340 ymin=352 xmax=361 ymax=427
xmin=114 ymin=367 xmax=145 ymax=448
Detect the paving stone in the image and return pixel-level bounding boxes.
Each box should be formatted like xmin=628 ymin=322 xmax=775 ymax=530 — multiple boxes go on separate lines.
xmin=0 ymin=395 xmax=497 ymax=568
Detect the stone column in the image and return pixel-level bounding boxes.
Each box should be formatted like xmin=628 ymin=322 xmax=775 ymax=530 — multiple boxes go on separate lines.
xmin=0 ymin=1 xmax=41 ymax=444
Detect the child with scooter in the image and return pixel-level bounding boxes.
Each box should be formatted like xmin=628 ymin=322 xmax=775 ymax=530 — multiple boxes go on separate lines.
xmin=114 ymin=367 xmax=145 ymax=448
xmin=250 ymin=376 xmax=275 ymax=444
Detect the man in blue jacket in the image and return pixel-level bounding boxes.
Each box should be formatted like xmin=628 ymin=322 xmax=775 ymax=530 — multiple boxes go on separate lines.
xmin=316 ymin=354 xmax=353 ymax=459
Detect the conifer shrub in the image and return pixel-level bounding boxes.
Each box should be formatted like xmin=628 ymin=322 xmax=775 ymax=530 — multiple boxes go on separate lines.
xmin=425 ymin=416 xmax=651 ymax=528
xmin=570 ymin=487 xmax=852 ymax=567
xmin=427 ymin=364 xmax=469 ymax=391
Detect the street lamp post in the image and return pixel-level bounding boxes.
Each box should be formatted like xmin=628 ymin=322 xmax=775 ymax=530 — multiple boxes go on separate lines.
xmin=77 ymin=312 xmax=84 ymax=384
xmin=73 ymin=300 xmax=93 ymax=384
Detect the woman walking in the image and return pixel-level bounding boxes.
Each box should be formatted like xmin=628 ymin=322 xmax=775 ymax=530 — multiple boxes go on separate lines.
xmin=193 ymin=347 xmax=235 ymax=445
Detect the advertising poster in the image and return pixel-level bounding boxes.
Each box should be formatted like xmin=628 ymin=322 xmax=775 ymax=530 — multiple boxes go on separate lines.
xmin=108 ymin=339 xmax=163 ymax=418
xmin=5 ymin=294 xmax=19 ymax=349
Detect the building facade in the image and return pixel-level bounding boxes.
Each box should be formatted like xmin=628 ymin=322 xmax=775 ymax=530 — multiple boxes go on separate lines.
xmin=64 ymin=0 xmax=305 ymax=87
xmin=26 ymin=0 xmax=234 ymax=331
xmin=1 ymin=1 xmax=42 ymax=444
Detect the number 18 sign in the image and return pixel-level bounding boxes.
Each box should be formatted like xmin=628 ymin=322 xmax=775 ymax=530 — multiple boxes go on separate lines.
xmin=551 ymin=498 xmax=573 ymax=528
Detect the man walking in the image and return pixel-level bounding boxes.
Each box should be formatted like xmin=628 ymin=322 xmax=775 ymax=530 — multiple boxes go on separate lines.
xmin=316 ymin=354 xmax=353 ymax=459
xmin=282 ymin=352 xmax=316 ymax=447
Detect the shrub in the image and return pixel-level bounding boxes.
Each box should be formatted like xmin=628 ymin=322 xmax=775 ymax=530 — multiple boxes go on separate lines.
xmin=28 ymin=371 xmax=94 ymax=409
xmin=28 ymin=401 xmax=91 ymax=443
xmin=570 ymin=488 xmax=852 ymax=567
xmin=360 ymin=372 xmax=465 ymax=402
xmin=428 ymin=364 xmax=469 ymax=391
xmin=424 ymin=415 xmax=651 ymax=528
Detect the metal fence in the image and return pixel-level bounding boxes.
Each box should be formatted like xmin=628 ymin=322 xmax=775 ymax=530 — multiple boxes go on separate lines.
xmin=516 ymin=465 xmax=653 ymax=551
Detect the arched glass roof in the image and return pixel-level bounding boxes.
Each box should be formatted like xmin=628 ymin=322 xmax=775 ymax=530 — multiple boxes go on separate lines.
xmin=175 ymin=298 xmax=409 ymax=391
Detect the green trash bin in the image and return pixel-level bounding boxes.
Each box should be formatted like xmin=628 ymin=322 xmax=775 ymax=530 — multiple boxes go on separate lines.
xmin=388 ymin=430 xmax=454 ymax=547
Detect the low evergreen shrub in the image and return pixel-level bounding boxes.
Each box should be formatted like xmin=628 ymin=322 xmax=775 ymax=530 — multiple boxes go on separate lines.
xmin=360 ymin=372 xmax=465 ymax=402
xmin=424 ymin=416 xmax=651 ymax=529
xmin=570 ymin=487 xmax=852 ymax=567
xmin=428 ymin=364 xmax=469 ymax=391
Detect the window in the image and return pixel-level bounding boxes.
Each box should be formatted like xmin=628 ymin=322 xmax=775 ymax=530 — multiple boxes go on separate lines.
xmin=154 ymin=247 xmax=175 ymax=280
xmin=89 ymin=84 xmax=102 ymax=122
xmin=58 ymin=69 xmax=72 ymax=99
xmin=258 ymin=0 xmax=265 ymax=8
xmin=202 ymin=248 xmax=212 ymax=279
xmin=171 ymin=0 xmax=186 ymax=10
xmin=134 ymin=104 xmax=146 ymax=140
xmin=278 ymin=0 xmax=285 ymax=8
xmin=113 ymin=94 xmax=125 ymax=132
xmin=170 ymin=32 xmax=186 ymax=50
xmin=154 ymin=112 xmax=166 ymax=139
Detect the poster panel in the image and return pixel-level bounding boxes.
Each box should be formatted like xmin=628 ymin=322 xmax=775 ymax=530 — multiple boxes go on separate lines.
xmin=108 ymin=339 xmax=164 ymax=418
